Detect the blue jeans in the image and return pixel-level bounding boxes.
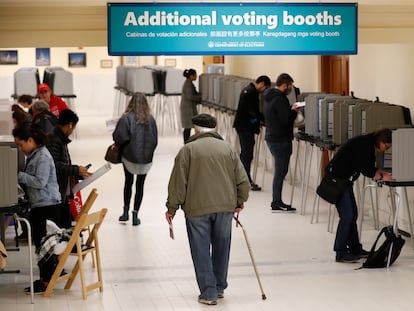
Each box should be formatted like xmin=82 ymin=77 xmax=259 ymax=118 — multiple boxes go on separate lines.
xmin=186 ymin=212 xmax=233 ymax=300
xmin=334 ymin=185 xmax=362 ymax=258
xmin=266 ymin=141 xmax=292 ymax=204
xmin=237 ymin=130 xmax=255 ymax=183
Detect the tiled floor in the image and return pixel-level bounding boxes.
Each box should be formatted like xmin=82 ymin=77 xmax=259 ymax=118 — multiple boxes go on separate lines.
xmin=1 ymin=116 xmax=414 ymax=310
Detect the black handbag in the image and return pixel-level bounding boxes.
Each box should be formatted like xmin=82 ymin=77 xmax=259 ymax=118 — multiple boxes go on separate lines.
xmin=104 ymin=143 xmax=121 ymax=164
xmin=316 ymin=168 xmax=349 ymax=204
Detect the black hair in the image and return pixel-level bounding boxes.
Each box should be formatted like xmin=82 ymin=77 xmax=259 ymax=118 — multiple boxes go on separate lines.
xmin=373 ymin=128 xmax=392 ymax=148
xmin=183 ymin=68 xmax=197 ymax=78
xmin=12 ymin=125 xmax=47 ymax=145
xmin=275 ymin=73 xmax=294 ymax=87
xmin=255 ymin=75 xmax=271 ymax=87
xmin=17 ymin=94 xmax=33 ymax=105
xmin=58 ymin=109 xmax=79 ymax=126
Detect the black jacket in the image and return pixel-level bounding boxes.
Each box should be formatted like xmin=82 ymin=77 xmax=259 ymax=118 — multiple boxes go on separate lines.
xmin=233 ymin=82 xmax=263 ymax=134
xmin=263 ymin=87 xmax=297 ymax=143
xmin=46 ymin=127 xmax=80 ymax=202
xmin=33 ymin=110 xmax=58 ymax=135
xmin=329 ymin=133 xmax=377 ymax=180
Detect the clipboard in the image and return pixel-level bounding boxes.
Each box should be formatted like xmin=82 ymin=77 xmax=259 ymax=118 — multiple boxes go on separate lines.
xmin=72 ymin=163 xmax=111 ymax=193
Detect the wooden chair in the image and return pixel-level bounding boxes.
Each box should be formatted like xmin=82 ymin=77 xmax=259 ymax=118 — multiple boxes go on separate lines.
xmin=43 ymin=208 xmax=108 ymax=299
xmin=74 ymin=188 xmax=98 ymax=267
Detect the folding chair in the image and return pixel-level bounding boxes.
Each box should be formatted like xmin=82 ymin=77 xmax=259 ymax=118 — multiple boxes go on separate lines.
xmin=43 ymin=208 xmax=108 ymax=299
xmin=74 ymin=188 xmax=98 ymax=267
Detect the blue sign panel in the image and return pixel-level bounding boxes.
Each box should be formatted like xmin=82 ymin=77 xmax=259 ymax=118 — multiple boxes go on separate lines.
xmin=108 ymin=2 xmax=357 ymax=56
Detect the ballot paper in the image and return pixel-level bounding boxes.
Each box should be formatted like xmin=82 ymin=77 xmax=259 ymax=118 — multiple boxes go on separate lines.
xmin=72 ymin=162 xmax=111 ymax=193
xmin=169 ymin=220 xmax=174 ymax=240
xmin=293 ymin=101 xmax=306 ymax=108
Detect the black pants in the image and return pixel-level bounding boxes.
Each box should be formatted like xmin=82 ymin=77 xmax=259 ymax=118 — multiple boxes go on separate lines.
xmin=38 ymin=255 xmax=58 ymax=282
xmin=29 ymin=204 xmax=61 ymax=250
xmin=183 ymin=128 xmax=192 ymax=144
xmin=123 ymin=165 xmax=147 ymax=213
xmin=237 ymin=130 xmax=256 ymax=183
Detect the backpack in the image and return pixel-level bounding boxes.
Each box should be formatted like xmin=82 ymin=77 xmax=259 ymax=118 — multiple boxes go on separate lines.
xmin=361 ymin=225 xmax=405 ymax=269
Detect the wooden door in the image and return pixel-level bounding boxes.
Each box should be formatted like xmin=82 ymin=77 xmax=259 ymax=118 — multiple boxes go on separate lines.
xmin=321 ymin=56 xmax=349 ymax=95
xmin=320 ymin=55 xmax=349 ymax=174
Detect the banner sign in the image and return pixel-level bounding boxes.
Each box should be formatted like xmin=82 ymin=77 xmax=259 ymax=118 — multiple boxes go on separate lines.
xmin=108 ymin=2 xmax=357 ymax=56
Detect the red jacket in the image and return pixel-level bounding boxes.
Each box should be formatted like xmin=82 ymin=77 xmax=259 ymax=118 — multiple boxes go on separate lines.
xmin=49 ymin=94 xmax=68 ymax=117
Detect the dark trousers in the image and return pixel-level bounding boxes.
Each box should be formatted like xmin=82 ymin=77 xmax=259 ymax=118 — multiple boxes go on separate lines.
xmin=38 ymin=255 xmax=58 ymax=282
xmin=183 ymin=128 xmax=192 ymax=144
xmin=123 ymin=165 xmax=147 ymax=213
xmin=29 ymin=204 xmax=61 ymax=250
xmin=334 ymin=186 xmax=362 ymax=258
xmin=237 ymin=130 xmax=255 ymax=183
xmin=59 ymin=200 xmax=72 ymax=229
xmin=266 ymin=141 xmax=292 ymax=204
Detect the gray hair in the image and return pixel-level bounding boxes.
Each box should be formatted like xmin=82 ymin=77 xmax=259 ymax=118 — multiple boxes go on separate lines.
xmin=31 ymin=100 xmax=49 ymax=112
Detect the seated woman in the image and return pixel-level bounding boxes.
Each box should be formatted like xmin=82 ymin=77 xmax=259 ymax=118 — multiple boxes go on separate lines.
xmin=13 ymin=126 xmax=62 ymax=293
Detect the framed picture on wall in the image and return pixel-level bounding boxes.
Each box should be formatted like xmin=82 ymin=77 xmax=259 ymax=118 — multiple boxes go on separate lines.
xmin=100 ymin=59 xmax=113 ymax=69
xmin=68 ymin=52 xmax=87 ymax=67
xmin=0 ymin=50 xmax=18 ymax=65
xmin=36 ymin=48 xmax=50 ymax=66
xmin=164 ymin=58 xmax=176 ymax=67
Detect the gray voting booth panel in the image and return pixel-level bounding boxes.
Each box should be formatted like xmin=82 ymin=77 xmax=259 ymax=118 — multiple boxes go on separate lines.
xmin=14 ymin=67 xmax=40 ymax=97
xmin=0 ymin=144 xmax=18 ymax=207
xmin=304 ymin=93 xmax=333 ymax=138
xmin=126 ymin=67 xmax=155 ymax=95
xmin=164 ymin=68 xmax=184 ymax=95
xmin=221 ymin=77 xmax=236 ymax=111
xmin=44 ymin=67 xmax=74 ymax=96
xmin=0 ymin=100 xmax=13 ymax=136
xmin=199 ymin=74 xmax=210 ymax=102
xmin=332 ymin=98 xmax=367 ymax=146
xmin=391 ymin=128 xmax=414 ymax=181
xmin=352 ymin=102 xmax=407 ymax=137
xmin=320 ymin=96 xmax=351 ymax=141
xmin=365 ymin=105 xmax=407 ymax=132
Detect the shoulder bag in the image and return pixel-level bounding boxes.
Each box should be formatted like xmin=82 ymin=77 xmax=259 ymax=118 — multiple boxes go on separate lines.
xmin=316 ymin=166 xmax=349 ymax=204
xmin=104 ymin=143 xmax=121 ymax=164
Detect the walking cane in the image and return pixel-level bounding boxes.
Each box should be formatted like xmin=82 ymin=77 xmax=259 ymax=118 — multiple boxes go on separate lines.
xmin=233 ymin=215 xmax=267 ymax=300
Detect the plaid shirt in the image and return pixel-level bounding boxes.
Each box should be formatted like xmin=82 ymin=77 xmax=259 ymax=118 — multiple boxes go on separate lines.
xmin=37 ymin=229 xmax=73 ymax=267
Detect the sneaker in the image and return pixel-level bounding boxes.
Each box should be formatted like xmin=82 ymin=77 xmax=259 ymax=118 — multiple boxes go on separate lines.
xmin=198 ymin=297 xmax=217 ymax=305
xmin=218 ymin=292 xmax=224 ymax=299
xmin=24 ymin=280 xmax=47 ymax=294
xmin=335 ymin=253 xmax=360 ymax=263
xmin=352 ymin=249 xmax=369 ymax=259
xmin=250 ymin=183 xmax=262 ymax=191
xmin=271 ymin=202 xmax=296 ymax=213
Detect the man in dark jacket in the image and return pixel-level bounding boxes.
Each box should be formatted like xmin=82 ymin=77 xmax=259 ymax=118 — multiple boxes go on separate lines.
xmin=329 ymin=128 xmax=392 ymax=263
xmin=46 ymin=109 xmax=91 ymax=228
xmin=263 ymin=73 xmax=298 ymax=212
xmin=233 ymin=75 xmax=270 ymax=191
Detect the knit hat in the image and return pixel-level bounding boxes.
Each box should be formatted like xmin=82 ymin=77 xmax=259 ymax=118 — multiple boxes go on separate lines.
xmin=192 ymin=114 xmax=217 ymax=128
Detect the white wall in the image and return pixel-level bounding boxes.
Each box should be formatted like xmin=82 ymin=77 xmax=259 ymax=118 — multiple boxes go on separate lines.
xmin=225 ymin=55 xmax=320 ymax=91
xmin=350 ymin=44 xmax=414 ymax=115
xmin=0 ymin=48 xmax=207 ymax=117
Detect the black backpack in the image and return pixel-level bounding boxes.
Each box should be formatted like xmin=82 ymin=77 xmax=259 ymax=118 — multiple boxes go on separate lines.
xmin=361 ymin=226 xmax=405 ymax=269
